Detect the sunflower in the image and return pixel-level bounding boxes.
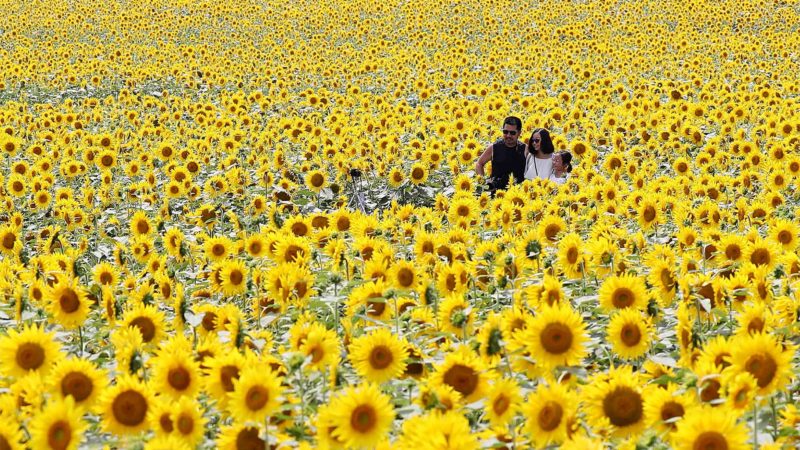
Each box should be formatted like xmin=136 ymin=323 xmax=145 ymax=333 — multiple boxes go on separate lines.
xmin=637 ymin=196 xmax=661 ymax=230
xmin=228 ymin=365 xmax=284 ymax=423
xmin=48 ymin=357 xmax=108 ymax=411
xmin=100 ymin=375 xmax=153 ymax=435
xmin=598 ymin=274 xmax=648 ymax=312
xmin=538 ymin=215 xmax=567 ymax=243
xmin=725 ymin=332 xmax=794 ymax=396
xmin=671 ymin=405 xmax=748 ymax=450
xmin=397 ymin=410 xmax=478 ymax=450
xmin=606 ymin=309 xmax=653 ymax=360
xmin=642 ymin=383 xmax=695 ymax=434
xmin=215 ymin=259 xmax=249 ymax=296
xmin=348 ymin=328 xmax=408 ymax=383
xmin=523 ymin=302 xmax=587 ymax=369
xmin=583 ymin=366 xmax=647 ymax=439
xmin=202 ymin=348 xmax=247 ymax=405
xmin=163 ymin=227 xmax=185 ymax=259
xmin=28 ymin=396 xmax=86 ymax=450
xmin=111 ymin=326 xmax=144 ymax=375
xmin=347 ymin=279 xmax=392 ymax=321
xmin=0 ymin=225 xmax=21 ymax=256
xmin=476 ymin=312 xmax=505 ymax=366
xmin=129 ymin=211 xmax=154 ymax=237
xmin=46 ymin=276 xmax=91 ymax=330
xmin=91 ymin=261 xmax=120 ymax=287
xmin=0 ymin=323 xmax=62 ymax=378
xmin=745 ymin=237 xmax=780 ymax=270
xmin=389 ymin=260 xmax=421 ymax=291
xmin=327 ymin=383 xmax=394 ymax=449
xmin=557 ymin=233 xmax=587 ymax=279
xmin=0 ymin=420 xmax=22 ymax=450
xmin=485 ymin=377 xmax=521 ymax=427
xmin=299 ymin=323 xmax=340 ymax=371
xmin=151 ymin=350 xmax=202 ymax=399
xmin=437 ymin=294 xmax=474 ymax=335
xmin=769 ymin=218 xmax=798 ymax=251
xmin=243 ymin=233 xmax=268 ymax=258
xmin=524 ymin=382 xmax=577 ymax=447
xmin=273 ymin=234 xmax=311 ymax=264
xmin=430 ymin=346 xmax=491 ymax=403
xmin=203 ymin=235 xmax=234 ymax=262
xmin=121 ymin=303 xmax=166 ymax=345
xmin=734 ymin=301 xmax=773 ymax=337
xmin=409 ymin=163 xmax=428 ymax=185
xmin=722 ymin=372 xmax=757 ymax=411
xmin=215 ymin=423 xmax=266 ymax=450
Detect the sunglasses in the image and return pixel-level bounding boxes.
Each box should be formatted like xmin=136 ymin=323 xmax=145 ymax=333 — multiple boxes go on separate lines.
xmin=531 ymin=138 xmax=541 ymax=143
xmin=501 ymin=129 xmax=518 ymax=135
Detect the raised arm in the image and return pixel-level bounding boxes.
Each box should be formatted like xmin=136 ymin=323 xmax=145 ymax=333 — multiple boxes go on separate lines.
xmin=475 ymin=144 xmax=493 ymax=176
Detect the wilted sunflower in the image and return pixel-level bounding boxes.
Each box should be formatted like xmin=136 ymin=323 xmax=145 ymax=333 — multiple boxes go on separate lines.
xmin=0 ymin=323 xmax=62 ymax=378
xmin=671 ymin=405 xmax=748 ymax=450
xmin=349 ymin=328 xmax=408 ymax=383
xmin=327 ymin=383 xmax=394 ymax=449
xmin=523 ymin=302 xmax=588 ymax=369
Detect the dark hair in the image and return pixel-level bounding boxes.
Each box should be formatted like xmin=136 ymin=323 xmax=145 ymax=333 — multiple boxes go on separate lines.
xmin=558 ymin=151 xmax=573 ymax=172
xmin=503 ymin=116 xmax=522 ymax=131
xmin=529 ymin=128 xmax=554 ymax=155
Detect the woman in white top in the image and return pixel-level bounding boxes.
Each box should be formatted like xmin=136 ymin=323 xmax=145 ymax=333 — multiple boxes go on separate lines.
xmin=524 ymin=128 xmax=555 ymax=180
xmin=549 ymin=151 xmax=573 ymax=185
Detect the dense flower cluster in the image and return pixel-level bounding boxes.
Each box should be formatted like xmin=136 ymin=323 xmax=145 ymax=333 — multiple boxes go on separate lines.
xmin=0 ymin=0 xmax=799 ymax=448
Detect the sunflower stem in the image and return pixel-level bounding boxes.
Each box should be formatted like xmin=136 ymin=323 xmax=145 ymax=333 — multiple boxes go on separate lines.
xmin=78 ymin=326 xmax=84 ymax=356
xmin=752 ymin=399 xmax=758 ymax=449
xmin=770 ymin=395 xmax=778 ymax=439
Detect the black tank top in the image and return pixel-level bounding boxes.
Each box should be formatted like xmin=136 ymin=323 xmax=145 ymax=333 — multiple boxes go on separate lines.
xmin=491 ymin=141 xmax=526 ymax=190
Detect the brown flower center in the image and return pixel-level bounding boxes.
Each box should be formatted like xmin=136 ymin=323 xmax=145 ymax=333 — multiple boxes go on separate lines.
xmin=659 ymin=401 xmax=684 ymax=428
xmin=540 ymin=322 xmax=573 ymax=355
xmin=176 ymin=413 xmax=194 ymax=435
xmin=693 ymin=431 xmax=728 ymax=450
xmin=129 ymin=317 xmax=156 ymax=342
xmin=159 ymin=413 xmax=173 ymax=432
xmin=16 ymin=342 xmax=45 ymax=371
xmin=443 ymin=363 xmax=478 ymax=397
xmin=168 ymin=366 xmax=191 ymax=391
xmin=59 ymin=289 xmax=81 ymax=313
xmin=620 ymin=323 xmax=642 ymax=347
xmin=642 ymin=206 xmax=656 ymax=222
xmin=245 ymin=385 xmax=269 ymax=411
xmin=369 ymin=345 xmax=393 ymax=370
xmin=700 ymin=379 xmax=721 ymax=403
xmin=602 ymin=386 xmax=643 ymax=427
xmin=61 ymin=371 xmax=93 ymax=402
xmin=744 ymin=353 xmax=777 ymax=388
xmin=1 ymin=232 xmax=15 ymax=250
xmin=538 ymin=401 xmax=563 ymax=431
xmin=229 ymin=269 xmax=244 ymax=286
xmin=493 ymin=394 xmax=510 ymax=416
xmin=566 ymin=247 xmax=578 ymax=264
xmin=99 ymin=272 xmax=114 ymax=285
xmin=396 ymin=267 xmax=414 ymax=288
xmin=350 ymin=404 xmax=377 ymax=433
xmin=612 ymin=287 xmax=635 ymax=308
xmin=136 ymin=221 xmax=150 ymax=234
xmin=47 ymin=420 xmax=72 ymax=450
xmin=220 ymin=365 xmax=241 ymax=392
xmin=750 ymin=248 xmax=770 ymax=266
xmin=236 ymin=427 xmax=265 ymax=450
xmin=112 ymin=389 xmax=148 ymax=427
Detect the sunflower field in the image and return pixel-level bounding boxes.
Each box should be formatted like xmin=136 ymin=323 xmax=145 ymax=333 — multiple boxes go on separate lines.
xmin=1 ymin=0 xmax=800 ymax=448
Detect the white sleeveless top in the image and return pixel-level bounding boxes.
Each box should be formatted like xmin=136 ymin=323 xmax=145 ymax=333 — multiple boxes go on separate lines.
xmin=524 ymin=155 xmax=553 ymax=180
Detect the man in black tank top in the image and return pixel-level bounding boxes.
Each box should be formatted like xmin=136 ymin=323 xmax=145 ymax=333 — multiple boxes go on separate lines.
xmin=475 ymin=116 xmax=526 ymax=191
